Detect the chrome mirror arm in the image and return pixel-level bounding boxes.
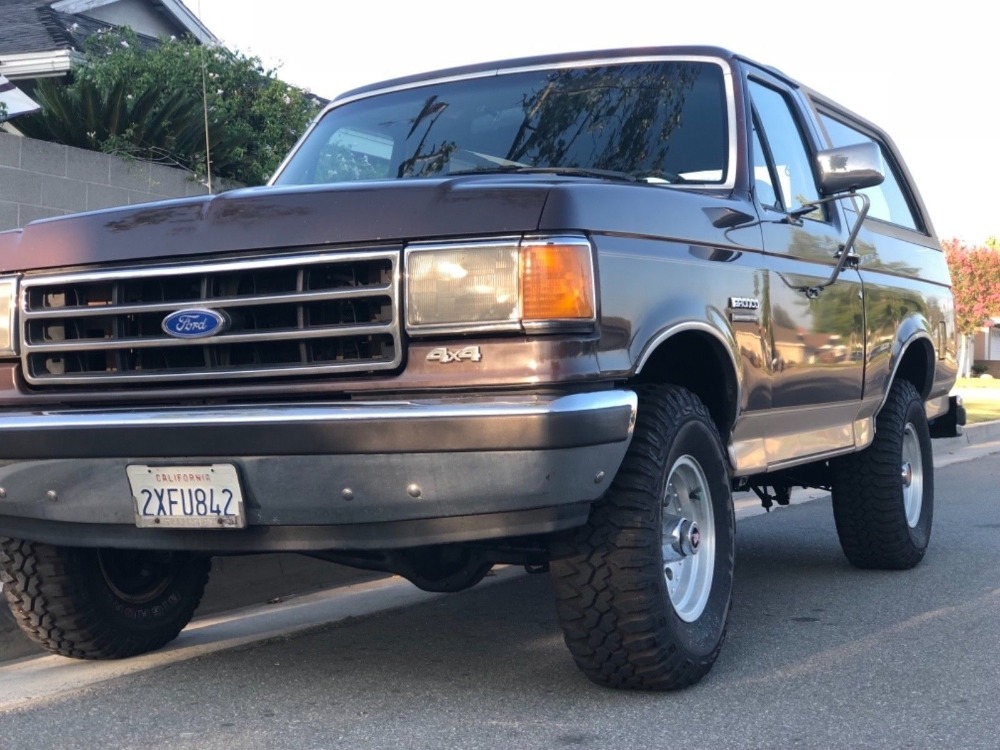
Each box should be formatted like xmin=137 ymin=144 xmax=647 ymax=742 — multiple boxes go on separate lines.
xmin=794 ymin=191 xmax=870 ymax=298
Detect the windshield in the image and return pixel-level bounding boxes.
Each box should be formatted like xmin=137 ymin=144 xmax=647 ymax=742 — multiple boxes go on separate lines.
xmin=273 ymin=60 xmax=730 ymax=186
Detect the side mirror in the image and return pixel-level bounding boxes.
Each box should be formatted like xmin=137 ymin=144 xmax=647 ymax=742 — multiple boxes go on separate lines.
xmin=816 ymin=142 xmax=884 ymax=196
xmin=784 ymin=142 xmax=885 ymax=298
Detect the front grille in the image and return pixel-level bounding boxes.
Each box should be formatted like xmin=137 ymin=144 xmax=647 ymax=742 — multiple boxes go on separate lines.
xmin=20 ymin=248 xmax=401 ymax=386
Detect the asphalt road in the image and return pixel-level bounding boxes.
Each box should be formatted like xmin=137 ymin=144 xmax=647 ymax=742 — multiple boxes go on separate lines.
xmin=1 ymin=457 xmax=998 ymax=750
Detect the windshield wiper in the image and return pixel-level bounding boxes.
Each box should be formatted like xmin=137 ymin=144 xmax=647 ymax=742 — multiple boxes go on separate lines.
xmin=513 ymin=166 xmax=639 ymax=182
xmin=448 ymin=166 xmax=638 ymax=182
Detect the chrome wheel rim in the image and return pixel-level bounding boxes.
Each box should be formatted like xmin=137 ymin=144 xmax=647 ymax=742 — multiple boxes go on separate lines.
xmin=901 ymin=423 xmax=923 ymax=528
xmin=662 ymin=456 xmax=715 ymax=622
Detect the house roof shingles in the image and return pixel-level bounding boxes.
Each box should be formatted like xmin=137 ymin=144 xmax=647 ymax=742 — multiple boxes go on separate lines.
xmin=1 ymin=1 xmax=163 ymax=58
xmin=1 ymin=1 xmax=71 ymax=56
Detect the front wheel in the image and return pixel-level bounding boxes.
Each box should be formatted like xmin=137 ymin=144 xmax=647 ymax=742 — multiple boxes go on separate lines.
xmin=550 ymin=385 xmax=735 ymax=690
xmin=831 ymin=379 xmax=933 ymax=569
xmin=0 ymin=539 xmax=210 ymax=659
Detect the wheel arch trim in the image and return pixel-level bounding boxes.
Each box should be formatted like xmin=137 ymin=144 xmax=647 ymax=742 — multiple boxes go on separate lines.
xmin=634 ymin=320 xmax=742 ymax=431
xmin=878 ymin=330 xmax=935 ymax=415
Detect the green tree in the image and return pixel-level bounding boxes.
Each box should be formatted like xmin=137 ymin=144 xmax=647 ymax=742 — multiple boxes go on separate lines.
xmin=16 ymin=29 xmax=319 ymax=185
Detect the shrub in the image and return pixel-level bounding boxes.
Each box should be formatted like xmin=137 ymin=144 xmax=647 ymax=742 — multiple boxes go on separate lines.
xmin=15 ymin=29 xmax=319 ymax=185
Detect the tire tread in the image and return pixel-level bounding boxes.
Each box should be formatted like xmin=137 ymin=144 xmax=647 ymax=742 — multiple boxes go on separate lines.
xmin=0 ymin=538 xmax=209 ymax=659
xmin=550 ymin=385 xmax=733 ymax=690
xmin=832 ymin=379 xmax=933 ymax=570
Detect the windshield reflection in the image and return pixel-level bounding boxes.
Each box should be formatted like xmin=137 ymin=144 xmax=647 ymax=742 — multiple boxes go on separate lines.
xmin=274 ymin=61 xmax=729 ymax=187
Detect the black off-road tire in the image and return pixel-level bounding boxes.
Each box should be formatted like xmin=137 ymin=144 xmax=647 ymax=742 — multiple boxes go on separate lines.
xmin=832 ymin=379 xmax=933 ymax=570
xmin=550 ymin=385 xmax=735 ymax=690
xmin=0 ymin=539 xmax=210 ymax=659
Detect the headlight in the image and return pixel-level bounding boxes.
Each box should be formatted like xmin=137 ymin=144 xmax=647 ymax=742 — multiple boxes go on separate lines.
xmin=405 ymin=236 xmax=595 ymax=334
xmin=0 ymin=277 xmax=17 ymax=357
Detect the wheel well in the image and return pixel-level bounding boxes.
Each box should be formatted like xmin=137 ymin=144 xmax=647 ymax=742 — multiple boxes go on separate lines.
xmin=633 ymin=331 xmax=738 ymax=438
xmin=893 ymin=337 xmax=934 ymax=399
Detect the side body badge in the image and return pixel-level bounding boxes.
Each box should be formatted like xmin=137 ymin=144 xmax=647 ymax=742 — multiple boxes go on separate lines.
xmin=727 ymin=296 xmax=761 ymax=324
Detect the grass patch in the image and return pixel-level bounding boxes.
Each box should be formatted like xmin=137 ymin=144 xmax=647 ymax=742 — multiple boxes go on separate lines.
xmin=952 ymin=378 xmax=1000 ymax=424
xmin=961 ymin=399 xmax=1000 ymax=424
xmin=955 ymin=377 xmax=1000 ymax=389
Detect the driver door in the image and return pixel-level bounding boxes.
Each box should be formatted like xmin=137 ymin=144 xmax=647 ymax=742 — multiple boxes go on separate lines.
xmin=745 ymin=68 xmax=866 ymax=465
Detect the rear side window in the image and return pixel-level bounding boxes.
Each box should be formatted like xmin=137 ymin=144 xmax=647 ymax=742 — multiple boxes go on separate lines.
xmin=819 ymin=114 xmax=920 ymax=231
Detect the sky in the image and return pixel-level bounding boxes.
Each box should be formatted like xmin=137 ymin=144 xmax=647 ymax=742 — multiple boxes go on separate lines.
xmin=181 ymin=0 xmax=995 ymax=244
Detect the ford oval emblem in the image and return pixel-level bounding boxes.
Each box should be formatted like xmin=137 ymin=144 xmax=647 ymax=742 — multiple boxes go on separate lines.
xmin=161 ymin=309 xmax=230 ymax=339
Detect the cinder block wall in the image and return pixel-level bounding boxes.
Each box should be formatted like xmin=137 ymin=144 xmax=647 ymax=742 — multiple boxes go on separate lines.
xmin=0 ymin=132 xmax=227 ymax=230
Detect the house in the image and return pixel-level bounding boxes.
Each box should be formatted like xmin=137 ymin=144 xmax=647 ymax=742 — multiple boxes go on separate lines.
xmin=973 ymin=318 xmax=1000 ymax=377
xmin=0 ymin=0 xmax=217 ymax=89
xmin=0 ymin=1 xmax=223 ymax=231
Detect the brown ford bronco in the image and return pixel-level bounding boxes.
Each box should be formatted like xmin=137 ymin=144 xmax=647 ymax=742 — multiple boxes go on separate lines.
xmin=0 ymin=47 xmax=962 ymax=689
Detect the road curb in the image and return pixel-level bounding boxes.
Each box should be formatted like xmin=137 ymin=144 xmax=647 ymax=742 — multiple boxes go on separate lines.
xmin=933 ymin=418 xmax=1000 ymax=453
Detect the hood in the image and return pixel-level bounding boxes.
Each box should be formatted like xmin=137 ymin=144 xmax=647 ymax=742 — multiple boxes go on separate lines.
xmin=0 ymin=176 xmax=556 ymax=273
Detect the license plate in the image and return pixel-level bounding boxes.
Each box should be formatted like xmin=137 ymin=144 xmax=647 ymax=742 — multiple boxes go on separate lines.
xmin=127 ymin=464 xmax=247 ymax=529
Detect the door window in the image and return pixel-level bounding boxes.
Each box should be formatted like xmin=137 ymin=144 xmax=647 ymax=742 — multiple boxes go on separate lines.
xmin=751 ymin=117 xmax=780 ymax=210
xmin=748 ymin=80 xmax=822 ymax=217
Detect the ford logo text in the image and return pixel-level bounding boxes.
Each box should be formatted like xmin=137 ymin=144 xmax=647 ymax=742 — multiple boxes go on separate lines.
xmin=161 ymin=309 xmax=230 ymax=339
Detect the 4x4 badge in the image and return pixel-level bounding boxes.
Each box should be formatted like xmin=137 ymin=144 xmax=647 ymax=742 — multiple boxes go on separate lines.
xmin=426 ymin=346 xmax=482 ymax=364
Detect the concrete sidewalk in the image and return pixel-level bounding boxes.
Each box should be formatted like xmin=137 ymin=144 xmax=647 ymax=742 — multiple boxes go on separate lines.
xmin=3 ymin=418 xmax=999 ymax=664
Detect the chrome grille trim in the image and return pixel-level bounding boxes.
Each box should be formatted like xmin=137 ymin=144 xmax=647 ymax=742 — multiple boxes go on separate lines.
xmin=20 ymin=248 xmax=402 ymax=386
xmin=22 ymin=322 xmax=396 ymax=353
xmin=23 ymin=286 xmax=390 ymax=320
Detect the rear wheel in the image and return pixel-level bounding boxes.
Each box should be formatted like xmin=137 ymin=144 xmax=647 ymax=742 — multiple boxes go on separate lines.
xmin=832 ymin=379 xmax=933 ymax=569
xmin=0 ymin=539 xmax=210 ymax=659
xmin=550 ymin=385 xmax=735 ymax=690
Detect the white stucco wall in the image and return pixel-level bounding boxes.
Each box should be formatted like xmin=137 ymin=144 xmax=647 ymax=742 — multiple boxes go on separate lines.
xmin=82 ymin=0 xmax=184 ymax=39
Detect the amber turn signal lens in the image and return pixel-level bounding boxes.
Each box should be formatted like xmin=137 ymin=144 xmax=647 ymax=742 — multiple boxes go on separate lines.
xmin=520 ymin=242 xmax=595 ymax=321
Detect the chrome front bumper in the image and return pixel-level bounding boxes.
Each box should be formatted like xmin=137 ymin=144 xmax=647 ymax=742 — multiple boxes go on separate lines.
xmin=0 ymin=391 xmax=636 ymax=552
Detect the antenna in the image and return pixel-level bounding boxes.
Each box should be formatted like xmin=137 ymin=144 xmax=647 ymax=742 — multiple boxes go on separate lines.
xmin=198 ymin=0 xmax=212 ymax=194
